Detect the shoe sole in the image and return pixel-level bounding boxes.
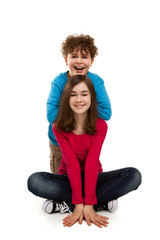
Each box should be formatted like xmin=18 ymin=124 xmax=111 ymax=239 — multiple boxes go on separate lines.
xmin=108 ymin=199 xmax=118 ymax=212
xmin=42 ymin=200 xmax=53 ymax=213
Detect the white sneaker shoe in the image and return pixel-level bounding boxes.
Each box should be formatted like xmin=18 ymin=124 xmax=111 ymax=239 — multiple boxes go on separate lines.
xmin=42 ymin=200 xmax=70 ymax=214
xmin=107 ymin=199 xmax=118 ymax=212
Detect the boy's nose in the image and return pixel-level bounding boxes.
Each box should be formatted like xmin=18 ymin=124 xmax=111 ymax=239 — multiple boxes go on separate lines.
xmin=76 ymin=57 xmax=82 ymax=63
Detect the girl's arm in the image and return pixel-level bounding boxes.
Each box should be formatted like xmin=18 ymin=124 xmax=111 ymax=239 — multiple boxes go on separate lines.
xmin=83 ymin=119 xmax=109 ymax=228
xmin=84 ymin=119 xmax=108 ymax=205
xmin=53 ymin=126 xmax=83 ymax=204
xmin=53 ymin=126 xmax=85 ymax=226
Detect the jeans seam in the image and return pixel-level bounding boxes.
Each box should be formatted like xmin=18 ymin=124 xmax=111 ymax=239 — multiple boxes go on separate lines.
xmin=97 ymin=175 xmax=126 ymax=200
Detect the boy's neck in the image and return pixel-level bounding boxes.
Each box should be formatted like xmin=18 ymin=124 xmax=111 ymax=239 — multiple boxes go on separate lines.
xmin=67 ymin=71 xmax=89 ymax=79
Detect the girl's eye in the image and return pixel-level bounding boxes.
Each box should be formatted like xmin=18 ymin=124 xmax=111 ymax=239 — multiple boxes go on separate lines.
xmin=72 ymin=55 xmax=77 ymax=58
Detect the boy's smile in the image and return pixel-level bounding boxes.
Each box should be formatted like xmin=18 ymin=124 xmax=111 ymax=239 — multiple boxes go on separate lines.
xmin=65 ymin=49 xmax=94 ymax=76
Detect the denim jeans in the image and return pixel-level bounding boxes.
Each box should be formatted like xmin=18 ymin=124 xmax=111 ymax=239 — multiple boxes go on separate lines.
xmin=27 ymin=167 xmax=141 ymax=211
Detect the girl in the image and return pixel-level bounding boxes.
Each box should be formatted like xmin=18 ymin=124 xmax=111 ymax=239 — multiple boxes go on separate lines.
xmin=28 ymin=75 xmax=141 ymax=228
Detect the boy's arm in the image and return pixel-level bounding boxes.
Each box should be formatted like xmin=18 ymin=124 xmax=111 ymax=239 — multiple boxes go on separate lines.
xmin=88 ymin=73 xmax=112 ymax=121
xmin=47 ymin=74 xmax=68 ymax=123
xmin=96 ymin=79 xmax=112 ymax=120
xmin=47 ymin=79 xmax=63 ymax=123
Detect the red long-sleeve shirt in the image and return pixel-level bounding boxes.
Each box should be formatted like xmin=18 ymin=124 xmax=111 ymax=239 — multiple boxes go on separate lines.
xmin=53 ymin=118 xmax=108 ymax=205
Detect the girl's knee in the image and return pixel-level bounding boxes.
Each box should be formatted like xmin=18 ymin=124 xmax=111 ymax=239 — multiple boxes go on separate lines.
xmin=27 ymin=172 xmax=42 ymax=191
xmin=129 ymin=167 xmax=142 ymax=189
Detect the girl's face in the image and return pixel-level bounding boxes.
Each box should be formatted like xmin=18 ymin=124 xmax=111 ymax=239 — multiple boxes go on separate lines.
xmin=69 ymin=82 xmax=91 ymax=115
xmin=65 ymin=49 xmax=94 ymax=76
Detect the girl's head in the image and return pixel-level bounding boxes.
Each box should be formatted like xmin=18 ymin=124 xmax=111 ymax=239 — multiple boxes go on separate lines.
xmin=61 ymin=34 xmax=98 ymax=76
xmin=55 ymin=75 xmax=98 ymax=135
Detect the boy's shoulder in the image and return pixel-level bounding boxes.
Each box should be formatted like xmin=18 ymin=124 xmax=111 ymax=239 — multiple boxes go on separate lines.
xmin=87 ymin=72 xmax=102 ymax=79
xmin=50 ymin=72 xmax=68 ymax=90
xmin=52 ymin=71 xmax=68 ymax=83
xmin=87 ymin=72 xmax=104 ymax=84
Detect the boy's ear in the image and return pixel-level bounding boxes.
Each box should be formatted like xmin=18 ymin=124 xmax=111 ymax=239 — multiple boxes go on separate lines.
xmin=64 ymin=57 xmax=68 ymax=66
xmin=91 ymin=58 xmax=94 ymax=66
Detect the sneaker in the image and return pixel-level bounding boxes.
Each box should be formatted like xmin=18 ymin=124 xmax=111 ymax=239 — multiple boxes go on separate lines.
xmin=107 ymin=199 xmax=118 ymax=212
xmin=96 ymin=199 xmax=118 ymax=212
xmin=42 ymin=200 xmax=71 ymax=214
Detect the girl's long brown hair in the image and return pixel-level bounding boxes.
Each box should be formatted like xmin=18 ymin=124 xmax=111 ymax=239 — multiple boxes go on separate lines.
xmin=55 ymin=75 xmax=98 ymax=135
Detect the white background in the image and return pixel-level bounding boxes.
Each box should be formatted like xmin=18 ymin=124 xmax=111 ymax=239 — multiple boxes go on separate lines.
xmin=0 ymin=0 xmax=160 ymax=239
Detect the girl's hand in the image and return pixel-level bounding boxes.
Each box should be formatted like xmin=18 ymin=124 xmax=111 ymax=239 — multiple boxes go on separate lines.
xmin=83 ymin=205 xmax=109 ymax=228
xmin=63 ymin=204 xmax=84 ymax=227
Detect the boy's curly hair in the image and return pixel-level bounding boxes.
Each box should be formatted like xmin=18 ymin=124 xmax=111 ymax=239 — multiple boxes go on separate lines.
xmin=61 ymin=34 xmax=98 ymax=59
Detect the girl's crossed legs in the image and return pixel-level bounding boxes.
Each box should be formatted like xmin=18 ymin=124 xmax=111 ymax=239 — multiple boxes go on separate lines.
xmin=27 ymin=167 xmax=141 ymax=210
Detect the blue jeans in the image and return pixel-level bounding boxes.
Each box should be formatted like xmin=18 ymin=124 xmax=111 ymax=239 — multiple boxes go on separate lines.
xmin=27 ymin=167 xmax=141 ymax=211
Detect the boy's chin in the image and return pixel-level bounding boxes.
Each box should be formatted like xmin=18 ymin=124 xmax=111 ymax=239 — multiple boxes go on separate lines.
xmin=69 ymin=70 xmax=88 ymax=76
xmin=74 ymin=70 xmax=88 ymax=75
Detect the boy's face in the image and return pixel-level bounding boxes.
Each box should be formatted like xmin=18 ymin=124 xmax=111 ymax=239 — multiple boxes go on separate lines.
xmin=64 ymin=48 xmax=94 ymax=76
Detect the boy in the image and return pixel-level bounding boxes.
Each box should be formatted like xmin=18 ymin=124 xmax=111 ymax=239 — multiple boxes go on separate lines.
xmin=47 ymin=34 xmax=112 ymax=173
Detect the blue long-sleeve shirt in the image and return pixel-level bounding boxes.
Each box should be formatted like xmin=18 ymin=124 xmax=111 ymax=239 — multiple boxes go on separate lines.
xmin=47 ymin=71 xmax=112 ymax=145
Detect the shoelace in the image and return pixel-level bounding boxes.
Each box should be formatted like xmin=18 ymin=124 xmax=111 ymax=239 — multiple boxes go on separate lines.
xmin=55 ymin=201 xmax=70 ymax=213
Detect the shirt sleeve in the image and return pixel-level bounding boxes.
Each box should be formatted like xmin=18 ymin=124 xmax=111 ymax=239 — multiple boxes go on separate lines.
xmin=53 ymin=126 xmax=84 ymax=204
xmin=84 ymin=120 xmax=108 ymax=205
xmin=47 ymin=74 xmax=67 ymax=124
xmin=88 ymin=73 xmax=112 ymax=121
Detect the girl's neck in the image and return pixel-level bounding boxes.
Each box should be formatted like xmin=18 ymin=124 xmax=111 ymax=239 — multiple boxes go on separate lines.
xmin=73 ymin=113 xmax=87 ymax=135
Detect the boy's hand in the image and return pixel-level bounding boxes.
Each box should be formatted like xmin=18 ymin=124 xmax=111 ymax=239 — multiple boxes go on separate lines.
xmin=63 ymin=204 xmax=84 ymax=227
xmin=83 ymin=205 xmax=109 ymax=228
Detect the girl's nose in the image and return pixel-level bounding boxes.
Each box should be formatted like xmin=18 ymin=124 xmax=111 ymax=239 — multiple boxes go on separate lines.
xmin=76 ymin=95 xmax=82 ymax=102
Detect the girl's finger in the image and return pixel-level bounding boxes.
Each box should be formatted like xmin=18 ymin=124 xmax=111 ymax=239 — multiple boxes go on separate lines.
xmin=63 ymin=215 xmax=71 ymax=221
xmin=97 ymin=216 xmax=109 ymax=224
xmin=85 ymin=216 xmax=91 ymax=226
xmin=93 ymin=219 xmax=102 ymax=228
xmin=78 ymin=214 xmax=83 ymax=224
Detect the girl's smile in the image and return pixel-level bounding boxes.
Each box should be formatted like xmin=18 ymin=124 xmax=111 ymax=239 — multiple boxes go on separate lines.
xmin=69 ymin=82 xmax=91 ymax=115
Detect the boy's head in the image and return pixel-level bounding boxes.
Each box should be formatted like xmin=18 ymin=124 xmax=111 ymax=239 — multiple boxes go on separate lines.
xmin=61 ymin=34 xmax=98 ymax=76
xmin=61 ymin=34 xmax=98 ymax=59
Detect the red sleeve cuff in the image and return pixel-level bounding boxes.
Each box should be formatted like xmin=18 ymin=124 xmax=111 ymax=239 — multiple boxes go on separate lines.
xmin=71 ymin=191 xmax=84 ymax=205
xmin=84 ymin=194 xmax=97 ymax=205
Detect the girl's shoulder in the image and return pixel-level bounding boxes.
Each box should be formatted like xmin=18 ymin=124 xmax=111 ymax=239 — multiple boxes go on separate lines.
xmin=52 ymin=123 xmax=62 ymax=135
xmin=53 ymin=123 xmax=71 ymax=138
xmin=96 ymin=118 xmax=108 ymax=131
